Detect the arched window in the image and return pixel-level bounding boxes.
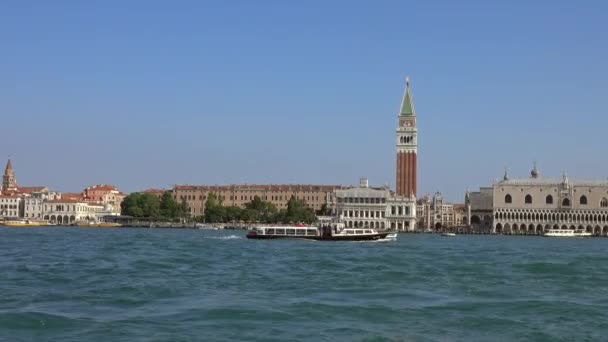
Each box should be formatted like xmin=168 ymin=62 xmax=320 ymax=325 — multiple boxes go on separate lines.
xmin=525 ymin=194 xmax=532 ymax=204
xmin=562 ymin=198 xmax=571 ymax=207
xmin=580 ymin=195 xmax=588 ymax=205
xmin=601 ymin=198 xmax=608 ymax=208
xmin=546 ymin=195 xmax=553 ymax=204
xmin=505 ymin=194 xmax=512 ymax=204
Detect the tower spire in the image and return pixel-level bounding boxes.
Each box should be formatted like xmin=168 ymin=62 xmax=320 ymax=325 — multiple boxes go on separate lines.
xmin=399 ymin=76 xmax=416 ymax=116
xmin=2 ymin=158 xmax=17 ymax=193
xmin=396 ymin=76 xmax=418 ymax=199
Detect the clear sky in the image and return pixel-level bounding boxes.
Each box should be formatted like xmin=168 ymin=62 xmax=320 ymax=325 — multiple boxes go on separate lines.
xmin=1 ymin=1 xmax=607 ymax=201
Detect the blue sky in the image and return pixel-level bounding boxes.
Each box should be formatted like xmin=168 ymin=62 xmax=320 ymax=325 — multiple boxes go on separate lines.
xmin=1 ymin=1 xmax=607 ymax=201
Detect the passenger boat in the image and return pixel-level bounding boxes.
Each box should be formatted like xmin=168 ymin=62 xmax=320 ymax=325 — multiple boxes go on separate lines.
xmin=246 ymin=223 xmax=394 ymax=241
xmin=1 ymin=219 xmax=49 ymax=227
xmin=543 ymin=229 xmax=592 ymax=237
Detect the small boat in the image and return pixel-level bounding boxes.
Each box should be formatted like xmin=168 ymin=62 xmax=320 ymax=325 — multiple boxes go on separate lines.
xmin=441 ymin=232 xmax=456 ymax=237
xmin=543 ymin=229 xmax=592 ymax=237
xmin=76 ymin=221 xmax=121 ymax=228
xmin=195 ymin=223 xmax=218 ymax=230
xmin=246 ymin=223 xmax=394 ymax=241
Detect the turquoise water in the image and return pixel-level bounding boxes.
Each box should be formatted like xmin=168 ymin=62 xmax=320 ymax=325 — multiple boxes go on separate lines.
xmin=1 ymin=228 xmax=608 ymax=341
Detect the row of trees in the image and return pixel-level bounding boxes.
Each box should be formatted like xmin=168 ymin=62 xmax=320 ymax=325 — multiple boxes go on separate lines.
xmin=199 ymin=194 xmax=318 ymax=224
xmin=121 ymin=192 xmax=188 ymax=219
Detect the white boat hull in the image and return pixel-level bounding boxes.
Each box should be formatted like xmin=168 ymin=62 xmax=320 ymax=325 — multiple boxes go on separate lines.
xmin=544 ymin=229 xmax=592 ymax=237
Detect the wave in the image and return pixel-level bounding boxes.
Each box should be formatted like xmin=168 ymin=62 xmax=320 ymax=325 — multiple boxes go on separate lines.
xmin=202 ymin=235 xmax=242 ymax=240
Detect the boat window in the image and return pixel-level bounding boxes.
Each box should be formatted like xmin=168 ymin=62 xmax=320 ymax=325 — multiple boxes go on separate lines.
xmin=286 ymin=229 xmax=295 ymax=235
xmin=306 ymin=229 xmax=317 ymax=236
xmin=355 ymin=230 xmax=363 ymax=234
xmin=275 ymin=229 xmax=285 ymax=235
xmin=296 ymin=229 xmax=305 ymax=235
xmin=346 ymin=230 xmax=353 ymax=235
xmin=364 ymin=230 xmax=371 ymax=234
xmin=266 ymin=228 xmax=275 ymax=235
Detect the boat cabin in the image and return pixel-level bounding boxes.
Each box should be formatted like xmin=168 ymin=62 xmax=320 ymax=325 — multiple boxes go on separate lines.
xmin=249 ymin=226 xmax=319 ymax=237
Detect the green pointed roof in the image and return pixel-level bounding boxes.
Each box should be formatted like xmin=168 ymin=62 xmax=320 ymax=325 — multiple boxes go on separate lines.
xmin=399 ymin=77 xmax=416 ymax=116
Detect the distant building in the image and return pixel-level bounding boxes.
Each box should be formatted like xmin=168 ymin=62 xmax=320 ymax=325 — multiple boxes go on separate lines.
xmin=23 ymin=189 xmax=61 ymax=219
xmin=43 ymin=199 xmax=104 ymax=224
xmin=173 ymin=184 xmax=345 ymax=217
xmin=466 ymin=187 xmax=494 ymax=232
xmin=417 ymin=192 xmax=466 ymax=230
xmin=142 ymin=188 xmax=167 ymax=198
xmin=470 ymin=164 xmax=608 ymax=235
xmin=335 ymin=178 xmax=417 ymax=231
xmin=82 ymin=184 xmax=126 ymax=214
xmin=0 ymin=196 xmax=21 ymax=219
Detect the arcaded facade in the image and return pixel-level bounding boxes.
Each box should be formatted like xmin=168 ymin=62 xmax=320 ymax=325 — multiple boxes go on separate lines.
xmin=492 ymin=167 xmax=608 ymax=235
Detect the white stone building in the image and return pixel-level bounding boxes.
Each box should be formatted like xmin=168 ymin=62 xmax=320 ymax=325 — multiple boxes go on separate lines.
xmin=43 ymin=199 xmax=105 ymax=225
xmin=0 ymin=196 xmax=21 ymax=219
xmin=23 ymin=189 xmax=61 ymax=219
xmin=470 ymin=165 xmax=608 ymax=236
xmin=24 ymin=197 xmax=44 ymax=219
xmin=335 ymin=178 xmax=416 ymax=231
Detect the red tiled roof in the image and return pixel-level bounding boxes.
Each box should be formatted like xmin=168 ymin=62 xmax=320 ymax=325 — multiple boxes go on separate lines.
xmin=61 ymin=192 xmax=84 ymax=200
xmin=0 ymin=195 xmax=21 ymax=199
xmin=17 ymin=186 xmax=47 ymax=194
xmin=84 ymin=184 xmax=118 ymax=191
xmin=143 ymin=188 xmax=166 ymax=194
xmin=45 ymin=199 xmax=84 ymax=204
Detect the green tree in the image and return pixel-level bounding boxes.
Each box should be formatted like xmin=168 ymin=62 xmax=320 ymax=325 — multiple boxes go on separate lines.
xmin=121 ymin=192 xmax=161 ymax=218
xmin=244 ymin=195 xmax=277 ymax=222
xmin=285 ymin=196 xmax=317 ymax=224
xmin=240 ymin=208 xmax=259 ymax=223
xmin=159 ymin=191 xmax=179 ymax=218
xmin=204 ymin=192 xmax=225 ymax=223
xmin=224 ymin=206 xmax=242 ymax=222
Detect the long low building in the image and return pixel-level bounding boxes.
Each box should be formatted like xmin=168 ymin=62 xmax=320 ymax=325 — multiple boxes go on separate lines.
xmin=469 ymin=165 xmax=608 ymax=235
xmin=173 ymin=184 xmax=347 ymax=217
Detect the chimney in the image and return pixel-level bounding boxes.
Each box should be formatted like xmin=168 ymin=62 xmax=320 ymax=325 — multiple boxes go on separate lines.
xmin=359 ymin=177 xmax=369 ymax=188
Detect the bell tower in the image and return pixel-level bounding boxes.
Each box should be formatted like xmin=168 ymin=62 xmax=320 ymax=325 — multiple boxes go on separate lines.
xmin=396 ymin=77 xmax=417 ymax=198
xmin=2 ymin=159 xmax=18 ymax=194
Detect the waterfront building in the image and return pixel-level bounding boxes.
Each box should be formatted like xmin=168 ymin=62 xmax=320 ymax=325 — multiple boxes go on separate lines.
xmin=470 ymin=165 xmax=608 ymax=235
xmin=335 ymin=178 xmax=416 ymax=231
xmin=466 ymin=187 xmax=494 ymax=232
xmin=23 ymin=189 xmax=61 ymax=219
xmin=416 ymin=192 xmax=466 ymax=230
xmin=0 ymin=196 xmax=21 ymax=219
xmin=43 ymin=199 xmax=105 ymax=224
xmin=24 ymin=197 xmax=44 ymax=219
xmin=173 ymin=184 xmax=345 ymax=217
xmin=395 ymin=77 xmax=417 ymax=198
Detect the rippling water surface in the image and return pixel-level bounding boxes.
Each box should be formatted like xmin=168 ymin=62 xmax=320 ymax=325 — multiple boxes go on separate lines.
xmin=1 ymin=227 xmax=608 ymax=341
